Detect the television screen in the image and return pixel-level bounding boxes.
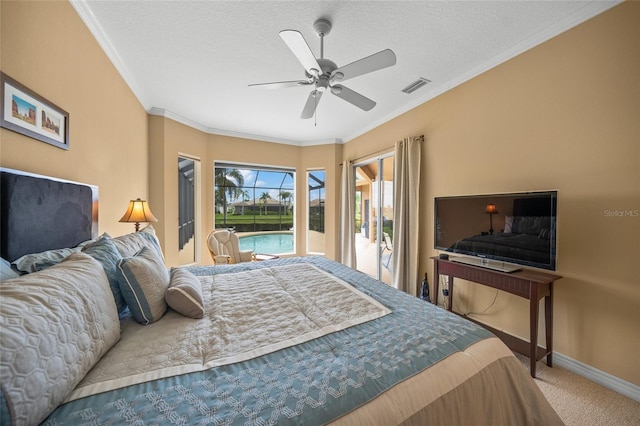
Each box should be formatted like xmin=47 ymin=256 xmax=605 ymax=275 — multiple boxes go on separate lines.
xmin=434 ymin=191 xmax=557 ymax=271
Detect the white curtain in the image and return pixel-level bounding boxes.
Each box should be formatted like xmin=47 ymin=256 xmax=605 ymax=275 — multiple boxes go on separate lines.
xmin=339 ymin=160 xmax=356 ymax=268
xmin=392 ymin=136 xmax=422 ymax=294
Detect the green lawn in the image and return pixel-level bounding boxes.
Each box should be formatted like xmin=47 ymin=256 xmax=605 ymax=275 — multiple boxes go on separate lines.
xmin=215 ymin=213 xmax=292 ymax=225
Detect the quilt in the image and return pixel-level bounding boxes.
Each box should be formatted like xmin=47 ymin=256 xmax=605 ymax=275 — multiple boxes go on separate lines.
xmin=42 ymin=256 xmax=559 ymax=425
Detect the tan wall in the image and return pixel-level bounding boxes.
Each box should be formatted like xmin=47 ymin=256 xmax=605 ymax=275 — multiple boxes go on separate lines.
xmin=343 ymin=2 xmax=640 ymax=384
xmin=148 ymin=115 xmax=210 ymax=266
xmin=0 ymin=1 xmax=149 ymax=238
xmin=148 ymin=120 xmax=340 ymax=265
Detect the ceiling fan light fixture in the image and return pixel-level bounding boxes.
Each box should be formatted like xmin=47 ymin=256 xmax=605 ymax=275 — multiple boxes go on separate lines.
xmin=330 ymin=86 xmax=342 ymax=95
xmin=332 ymin=71 xmax=344 ymax=81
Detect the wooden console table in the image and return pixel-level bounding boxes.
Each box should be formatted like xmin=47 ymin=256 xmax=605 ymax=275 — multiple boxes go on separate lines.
xmin=431 ymin=256 xmax=562 ymax=377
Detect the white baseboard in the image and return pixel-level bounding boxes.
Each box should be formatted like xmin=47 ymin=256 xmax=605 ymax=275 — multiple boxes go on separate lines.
xmin=553 ymin=352 xmax=640 ymax=402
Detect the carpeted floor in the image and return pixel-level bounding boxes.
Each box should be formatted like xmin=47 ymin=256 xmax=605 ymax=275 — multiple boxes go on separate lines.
xmin=514 ymin=353 xmax=640 ymax=426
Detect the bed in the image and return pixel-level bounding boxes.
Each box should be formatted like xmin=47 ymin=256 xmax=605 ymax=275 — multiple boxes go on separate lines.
xmin=0 ymin=168 xmax=563 ymax=425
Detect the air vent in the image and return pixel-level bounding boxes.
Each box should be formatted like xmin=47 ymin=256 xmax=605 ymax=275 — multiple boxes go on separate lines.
xmin=402 ymin=78 xmax=430 ymax=94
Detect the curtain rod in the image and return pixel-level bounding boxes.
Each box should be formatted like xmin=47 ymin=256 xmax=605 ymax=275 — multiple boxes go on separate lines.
xmin=340 ymin=134 xmax=424 ymax=165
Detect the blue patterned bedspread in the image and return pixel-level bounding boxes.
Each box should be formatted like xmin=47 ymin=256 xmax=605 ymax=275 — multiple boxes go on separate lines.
xmin=44 ymin=256 xmax=493 ymax=425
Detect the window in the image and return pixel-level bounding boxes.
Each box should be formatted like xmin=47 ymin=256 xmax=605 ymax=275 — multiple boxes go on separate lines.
xmin=214 ymin=163 xmax=295 ymax=255
xmin=178 ymin=155 xmax=199 ymax=264
xmin=307 ymin=170 xmax=325 ymax=254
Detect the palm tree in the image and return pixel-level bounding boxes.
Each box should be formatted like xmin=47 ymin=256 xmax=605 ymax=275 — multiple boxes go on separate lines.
xmin=239 ymin=189 xmax=250 ymax=214
xmin=287 ymin=192 xmax=294 ymax=214
xmin=215 ymin=168 xmax=244 ymax=224
xmin=259 ymin=192 xmax=271 ymax=216
xmin=279 ymin=190 xmax=292 ymax=215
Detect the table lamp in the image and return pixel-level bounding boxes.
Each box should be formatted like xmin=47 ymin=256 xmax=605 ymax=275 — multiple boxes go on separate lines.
xmin=119 ymin=198 xmax=158 ymax=232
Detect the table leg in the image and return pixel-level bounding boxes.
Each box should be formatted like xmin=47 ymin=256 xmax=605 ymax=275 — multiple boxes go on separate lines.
xmin=529 ymin=283 xmax=539 ymax=378
xmin=545 ymin=284 xmax=554 ymax=367
xmin=433 ymin=260 xmax=440 ymax=306
xmin=447 ymin=275 xmax=454 ymax=312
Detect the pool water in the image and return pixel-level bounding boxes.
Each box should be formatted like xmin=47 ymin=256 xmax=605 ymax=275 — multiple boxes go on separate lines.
xmin=239 ymin=233 xmax=294 ymax=255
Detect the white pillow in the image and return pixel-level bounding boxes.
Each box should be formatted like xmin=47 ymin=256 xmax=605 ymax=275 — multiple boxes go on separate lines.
xmin=0 ymin=252 xmax=120 ymax=425
xmin=117 ymin=246 xmax=170 ymax=325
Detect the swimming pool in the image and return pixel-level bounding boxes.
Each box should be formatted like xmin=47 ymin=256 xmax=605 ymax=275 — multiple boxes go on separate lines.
xmin=239 ymin=232 xmax=294 ymax=255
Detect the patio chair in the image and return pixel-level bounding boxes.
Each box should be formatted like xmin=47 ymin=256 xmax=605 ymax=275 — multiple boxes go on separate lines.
xmin=382 ymin=232 xmax=393 ymax=267
xmin=207 ymin=229 xmax=253 ymax=265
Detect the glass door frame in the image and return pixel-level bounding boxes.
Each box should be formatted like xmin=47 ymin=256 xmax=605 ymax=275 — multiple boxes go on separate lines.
xmin=354 ymin=152 xmax=393 ymax=283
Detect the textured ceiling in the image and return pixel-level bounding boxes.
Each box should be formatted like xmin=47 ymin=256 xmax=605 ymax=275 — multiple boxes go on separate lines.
xmin=72 ymin=1 xmax=618 ymax=145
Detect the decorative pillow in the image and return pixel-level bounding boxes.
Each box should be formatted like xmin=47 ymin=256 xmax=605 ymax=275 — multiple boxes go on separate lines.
xmin=117 ymin=246 xmax=170 ymax=325
xmin=112 ymin=224 xmax=164 ymax=259
xmin=0 ymin=252 xmax=120 ymax=425
xmin=82 ymin=235 xmax=127 ymax=314
xmin=0 ymin=258 xmax=19 ymax=281
xmin=11 ymin=246 xmax=81 ymax=273
xmin=166 ymin=268 xmax=205 ymax=319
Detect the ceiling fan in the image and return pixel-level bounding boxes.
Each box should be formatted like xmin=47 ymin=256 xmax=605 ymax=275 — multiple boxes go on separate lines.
xmin=249 ymin=18 xmax=396 ymax=119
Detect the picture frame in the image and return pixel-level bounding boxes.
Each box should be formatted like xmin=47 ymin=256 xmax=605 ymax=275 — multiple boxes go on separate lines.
xmin=1 ymin=72 xmax=69 ymax=150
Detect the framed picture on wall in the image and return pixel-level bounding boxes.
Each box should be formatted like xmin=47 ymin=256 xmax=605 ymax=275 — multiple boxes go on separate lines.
xmin=0 ymin=72 xmax=69 ymax=150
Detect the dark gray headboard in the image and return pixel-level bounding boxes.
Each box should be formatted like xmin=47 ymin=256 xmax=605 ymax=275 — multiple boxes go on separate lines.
xmin=0 ymin=168 xmax=98 ymax=262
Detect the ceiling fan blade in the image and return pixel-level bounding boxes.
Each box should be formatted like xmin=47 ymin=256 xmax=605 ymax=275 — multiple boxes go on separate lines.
xmin=331 ymin=85 xmax=376 ymax=111
xmin=248 ymin=80 xmax=311 ymax=89
xmin=331 ymin=49 xmax=396 ymax=82
xmin=301 ymin=90 xmax=323 ymax=119
xmin=279 ymin=30 xmax=321 ymax=76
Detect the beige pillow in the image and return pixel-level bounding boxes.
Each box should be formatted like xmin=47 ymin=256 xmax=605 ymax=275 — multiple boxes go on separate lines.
xmin=111 ymin=224 xmax=164 ymax=259
xmin=0 ymin=252 xmax=120 ymax=425
xmin=166 ymin=268 xmax=205 ymax=319
xmin=117 ymin=246 xmax=170 ymax=325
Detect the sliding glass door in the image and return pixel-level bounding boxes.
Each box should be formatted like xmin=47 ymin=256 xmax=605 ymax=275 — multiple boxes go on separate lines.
xmin=354 ymin=155 xmax=394 ymax=284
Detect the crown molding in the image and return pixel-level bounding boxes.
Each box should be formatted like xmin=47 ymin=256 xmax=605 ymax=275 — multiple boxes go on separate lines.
xmin=148 ymin=108 xmax=340 ymax=146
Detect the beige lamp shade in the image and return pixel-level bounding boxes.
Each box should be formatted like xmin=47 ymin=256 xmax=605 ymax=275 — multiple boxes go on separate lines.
xmin=119 ymin=198 xmax=158 ymax=231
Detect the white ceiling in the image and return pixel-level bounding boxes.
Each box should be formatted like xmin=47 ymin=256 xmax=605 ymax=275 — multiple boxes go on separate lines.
xmin=71 ymin=1 xmax=618 ymax=146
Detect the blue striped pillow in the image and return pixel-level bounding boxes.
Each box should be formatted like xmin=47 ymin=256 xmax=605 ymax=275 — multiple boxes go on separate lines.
xmin=116 ymin=246 xmax=170 ymax=325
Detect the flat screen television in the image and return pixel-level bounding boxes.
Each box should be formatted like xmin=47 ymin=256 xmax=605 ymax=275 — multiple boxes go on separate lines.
xmin=434 ymin=191 xmax=557 ymax=271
